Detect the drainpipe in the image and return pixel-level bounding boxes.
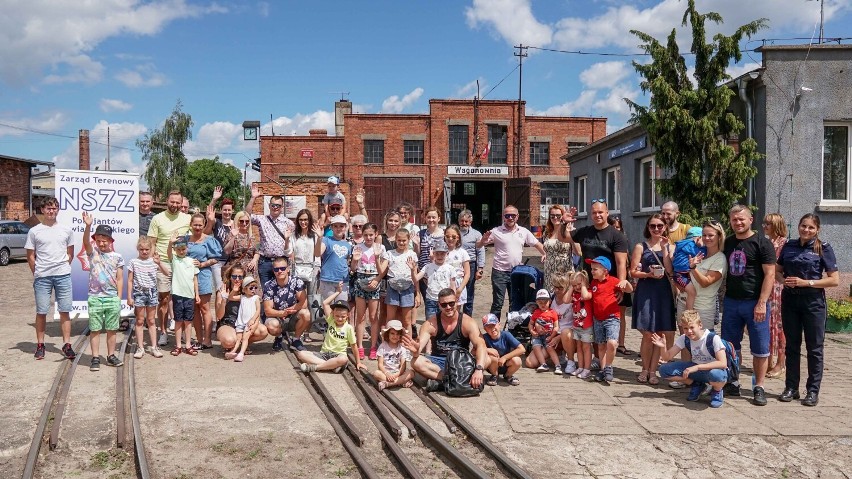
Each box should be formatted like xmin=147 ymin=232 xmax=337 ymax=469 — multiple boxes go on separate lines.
xmin=737 ymin=77 xmax=754 ymax=205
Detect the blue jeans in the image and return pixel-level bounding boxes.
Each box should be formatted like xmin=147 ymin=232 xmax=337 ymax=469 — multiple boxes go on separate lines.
xmin=33 ymin=274 xmax=73 ymax=314
xmin=463 ymin=260 xmax=478 ymax=316
xmin=258 ymin=257 xmax=274 ymax=292
xmin=490 ymin=268 xmax=511 ymax=315
xmin=425 ymin=299 xmax=439 ymax=322
xmin=659 ymin=361 xmax=727 ymax=383
xmin=722 ymin=297 xmax=770 ymax=357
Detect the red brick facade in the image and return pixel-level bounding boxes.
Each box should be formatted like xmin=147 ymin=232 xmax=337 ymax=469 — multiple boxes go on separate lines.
xmin=257 ymin=99 xmax=605 ymax=228
xmin=0 ymin=158 xmax=35 ymax=220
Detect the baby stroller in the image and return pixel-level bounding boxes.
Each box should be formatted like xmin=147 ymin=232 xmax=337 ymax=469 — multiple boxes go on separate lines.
xmin=504 ymin=262 xmax=544 ymax=344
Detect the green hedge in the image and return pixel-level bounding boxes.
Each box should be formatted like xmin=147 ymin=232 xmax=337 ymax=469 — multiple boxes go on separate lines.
xmin=828 ymin=299 xmax=852 ymax=323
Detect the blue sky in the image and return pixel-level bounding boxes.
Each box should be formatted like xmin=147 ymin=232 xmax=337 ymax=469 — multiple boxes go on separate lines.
xmin=1 ymin=0 xmax=850 ymax=181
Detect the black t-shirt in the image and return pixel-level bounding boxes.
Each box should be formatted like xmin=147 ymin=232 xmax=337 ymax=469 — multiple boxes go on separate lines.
xmin=723 ymin=232 xmax=776 ymax=300
xmin=139 ymin=212 xmax=156 ymax=236
xmin=571 ymin=224 xmax=628 ymax=277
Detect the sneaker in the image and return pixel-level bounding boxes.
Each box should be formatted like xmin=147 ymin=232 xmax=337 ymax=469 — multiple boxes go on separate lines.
xmin=709 ymin=388 xmax=725 ymax=408
xmin=147 ymin=346 xmax=164 ymax=358
xmin=168 ymin=319 xmax=175 ymax=332
xmin=234 ymin=353 xmax=244 ymax=362
xmin=554 ymin=367 xmax=563 ymax=375
xmin=90 ymin=357 xmax=101 ymax=371
xmin=107 ymin=354 xmax=124 ymax=367
xmin=569 ymin=367 xmax=581 ymax=377
xmin=724 ymin=382 xmax=742 ymax=397
xmin=577 ymin=369 xmax=591 ymax=379
xmin=604 ymin=366 xmax=614 ymax=383
xmin=61 ymin=342 xmax=76 ymax=360
xmin=687 ymin=382 xmax=705 ymax=401
xmin=290 ymin=338 xmax=305 ymax=352
xmin=590 ymin=358 xmax=600 ymax=370
xmin=272 ymin=335 xmax=284 ymax=352
xmin=425 ymin=378 xmax=442 ymax=392
xmin=594 ymin=371 xmax=607 ymax=382
xmin=700 ymin=383 xmax=713 ymax=397
xmin=299 ymin=363 xmax=317 ymax=373
xmin=669 ymin=381 xmax=686 ymax=389
xmin=301 ymin=332 xmax=313 ymax=343
xmin=536 ymin=364 xmax=549 ymax=372
xmin=752 ymin=386 xmax=767 ymax=406
xmin=157 ymin=331 xmax=168 ymax=347
xmin=486 ymin=374 xmax=498 ymax=386
xmin=563 ymin=360 xmax=578 ymax=375
xmin=369 ymin=348 xmax=378 ymax=361
xmin=34 ymin=343 xmax=45 ymax=360
xmin=133 ymin=346 xmax=144 ymax=359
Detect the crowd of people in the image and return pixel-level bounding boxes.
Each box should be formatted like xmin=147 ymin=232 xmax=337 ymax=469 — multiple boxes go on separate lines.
xmin=25 ymin=178 xmax=840 ymax=408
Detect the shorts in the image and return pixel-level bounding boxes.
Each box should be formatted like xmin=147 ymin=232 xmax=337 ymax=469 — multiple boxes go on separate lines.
xmin=497 ymin=365 xmax=509 ymax=375
xmin=33 ymin=274 xmax=73 ymax=314
xmin=172 ymin=295 xmax=195 ymax=322
xmin=530 ymin=334 xmax=552 ymax=348
xmin=674 ymin=271 xmax=691 ymax=289
xmin=593 ymin=317 xmax=620 ymax=344
xmin=132 ymin=288 xmax=159 ymax=308
xmin=573 ymin=326 xmax=594 ymax=343
xmin=210 ymin=262 xmax=224 ymax=293
xmin=88 ymin=296 xmax=121 ymax=331
xmin=354 ymin=274 xmax=381 ymax=300
xmin=315 ymin=351 xmax=343 ymax=362
xmin=385 ymin=284 xmax=415 ymax=308
xmin=425 ymin=355 xmax=446 ymax=371
xmin=319 ymin=280 xmax=349 ymax=303
xmin=425 ymin=299 xmax=439 ymax=321
xmin=721 ymin=297 xmax=770 ymax=357
xmin=156 ymin=263 xmax=172 ymax=294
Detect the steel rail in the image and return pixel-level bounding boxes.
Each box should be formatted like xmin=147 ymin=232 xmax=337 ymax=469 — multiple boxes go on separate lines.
xmin=115 ymin=329 xmax=132 ymax=448
xmin=346 ymin=364 xmax=406 ymax=441
xmin=21 ymin=329 xmax=90 ymax=479
xmin=347 ymin=354 xmax=417 ymax=437
xmin=411 ymin=386 xmax=457 ymax=434
xmin=48 ymin=335 xmax=91 ymax=450
xmin=128 ymin=337 xmax=151 ymax=479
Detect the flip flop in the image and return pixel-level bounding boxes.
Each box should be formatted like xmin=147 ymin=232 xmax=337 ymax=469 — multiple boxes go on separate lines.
xmin=648 ymin=374 xmax=660 ymax=385
xmin=170 ymin=347 xmax=181 ymax=356
xmin=617 ymin=345 xmax=635 ymax=356
xmin=637 ymin=370 xmax=649 ymax=383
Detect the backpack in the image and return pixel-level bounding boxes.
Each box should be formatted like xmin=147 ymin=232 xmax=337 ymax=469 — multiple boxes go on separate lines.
xmin=684 ymin=331 xmax=740 ymax=384
xmin=442 ymin=348 xmax=485 ymax=397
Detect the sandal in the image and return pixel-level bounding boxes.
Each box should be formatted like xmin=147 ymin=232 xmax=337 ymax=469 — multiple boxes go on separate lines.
xmin=637 ymin=370 xmax=649 ymax=383
xmin=377 ymin=381 xmax=387 ymax=392
xmin=617 ymin=345 xmax=635 ymax=356
xmin=505 ymin=376 xmax=520 ymax=386
xmin=183 ymin=347 xmax=198 ymax=356
xmin=170 ymin=347 xmax=182 ymax=356
xmin=119 ymin=319 xmax=130 ymax=332
xmin=403 ymin=380 xmax=413 ymax=388
xmin=485 ymin=374 xmax=498 ymax=386
xmin=648 ymin=374 xmax=660 ymax=385
xmin=225 ymin=351 xmax=238 ymax=360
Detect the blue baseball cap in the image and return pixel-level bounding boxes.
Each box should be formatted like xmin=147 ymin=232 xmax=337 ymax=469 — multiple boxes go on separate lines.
xmin=686 ymin=226 xmax=703 ymax=239
xmin=585 ymin=256 xmax=612 ymax=271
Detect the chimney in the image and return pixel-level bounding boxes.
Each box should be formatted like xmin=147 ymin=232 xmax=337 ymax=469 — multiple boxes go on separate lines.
xmin=309 ymin=129 xmax=328 ymax=136
xmin=335 ymin=100 xmax=352 ymax=136
xmin=78 ymin=129 xmax=90 ymax=171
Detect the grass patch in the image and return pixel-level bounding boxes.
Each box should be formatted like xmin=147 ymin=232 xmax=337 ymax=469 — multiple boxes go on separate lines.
xmin=89 ymin=449 xmax=128 ymax=470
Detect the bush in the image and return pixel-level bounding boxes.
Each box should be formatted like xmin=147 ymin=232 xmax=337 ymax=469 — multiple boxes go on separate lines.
xmin=827 ymin=299 xmax=852 ymax=323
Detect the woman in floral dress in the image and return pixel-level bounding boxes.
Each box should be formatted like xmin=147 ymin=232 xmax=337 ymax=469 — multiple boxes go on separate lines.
xmin=763 ymin=213 xmax=788 ymax=378
xmin=542 ymin=205 xmax=575 ymax=291
xmin=224 ymin=211 xmax=259 ymax=276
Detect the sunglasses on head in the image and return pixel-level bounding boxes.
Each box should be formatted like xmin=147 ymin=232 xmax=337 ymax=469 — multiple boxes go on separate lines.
xmin=592 ymin=198 xmax=607 ymax=204
xmin=273 ymin=266 xmax=289 ymax=272
xmin=439 ymin=301 xmax=456 ymax=308
xmin=230 ymin=274 xmax=243 ymax=280
xmin=269 ymin=203 xmax=283 ymax=209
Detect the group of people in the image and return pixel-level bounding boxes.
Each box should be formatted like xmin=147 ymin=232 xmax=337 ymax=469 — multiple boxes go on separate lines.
xmin=26 ymin=179 xmax=840 ymax=408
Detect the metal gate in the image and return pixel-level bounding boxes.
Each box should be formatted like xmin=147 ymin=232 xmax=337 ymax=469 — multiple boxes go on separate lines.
xmin=363 ymin=177 xmax=424 ymax=224
xmin=506 ymin=177 xmax=531 ymax=226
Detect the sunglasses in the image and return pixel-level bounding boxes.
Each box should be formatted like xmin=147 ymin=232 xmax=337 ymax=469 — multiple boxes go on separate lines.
xmin=649 ymin=223 xmax=665 ymax=230
xmin=246 ymin=285 xmax=258 ymax=291
xmin=239 ymin=220 xmax=250 ymax=224
xmin=230 ymin=274 xmax=243 ymax=280
xmin=439 ymin=301 xmax=456 ymax=309
xmin=549 ymin=214 xmax=562 ymax=219
xmin=269 ymin=203 xmax=283 ymax=209
xmin=352 ymin=224 xmax=363 ymax=228
xmin=592 ymin=198 xmax=606 ymax=204
xmin=330 ymin=206 xmax=342 ymax=210
xmin=503 ymin=214 xmax=517 ymax=219
xmin=273 ymin=266 xmax=289 ymax=272
xmin=298 ymin=217 xmax=309 ymax=222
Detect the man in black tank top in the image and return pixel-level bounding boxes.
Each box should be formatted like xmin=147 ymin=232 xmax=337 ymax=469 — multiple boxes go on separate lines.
xmin=402 ymin=288 xmax=490 ymax=389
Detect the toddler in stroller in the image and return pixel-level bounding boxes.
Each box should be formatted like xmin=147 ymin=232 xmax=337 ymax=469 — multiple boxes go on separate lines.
xmin=503 ymin=263 xmax=545 ymax=343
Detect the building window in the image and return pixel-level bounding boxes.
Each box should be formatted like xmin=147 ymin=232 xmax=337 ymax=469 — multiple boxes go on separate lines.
xmin=364 ymin=139 xmax=384 ymax=164
xmin=0 ymin=196 xmax=6 ymax=219
xmin=540 ymin=182 xmax=569 ymax=206
xmin=575 ymin=176 xmax=587 ymax=216
xmin=568 ymin=141 xmax=588 ymax=154
xmin=448 ymin=125 xmax=468 ymax=165
xmin=529 ymin=142 xmax=550 ymax=166
xmin=488 ymin=124 xmax=508 ymax=164
xmin=823 ymin=124 xmax=851 ymax=204
xmin=639 ymin=156 xmax=658 ymax=211
xmin=605 ymin=166 xmax=621 ymax=212
xmin=404 ymin=140 xmax=424 ymax=165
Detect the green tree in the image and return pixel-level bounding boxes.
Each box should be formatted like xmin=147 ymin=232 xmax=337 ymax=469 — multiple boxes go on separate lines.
xmin=184 ymin=157 xmax=243 ymax=209
xmin=626 ymin=0 xmax=767 ymax=219
xmin=138 ymin=100 xmax=193 ymax=200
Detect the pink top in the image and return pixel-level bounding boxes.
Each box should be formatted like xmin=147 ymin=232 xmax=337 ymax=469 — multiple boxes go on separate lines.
xmin=483 ymin=224 xmax=538 ymax=272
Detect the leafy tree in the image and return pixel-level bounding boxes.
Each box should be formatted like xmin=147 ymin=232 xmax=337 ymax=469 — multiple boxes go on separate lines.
xmin=138 ymin=100 xmax=193 ymax=200
xmin=184 ymin=157 xmax=243 ymax=209
xmin=626 ymin=0 xmax=767 ymax=219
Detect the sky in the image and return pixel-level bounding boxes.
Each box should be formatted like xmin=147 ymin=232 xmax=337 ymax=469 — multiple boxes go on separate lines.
xmin=1 ymin=0 xmax=850 ymax=183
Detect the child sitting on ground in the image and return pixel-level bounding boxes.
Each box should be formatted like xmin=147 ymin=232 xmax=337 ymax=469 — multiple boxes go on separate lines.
xmin=672 ymin=226 xmax=706 ymax=309
xmin=408 ymin=239 xmax=455 ymax=322
xmin=652 ymin=310 xmax=728 ymax=408
xmin=587 ymin=256 xmax=634 ymax=383
xmin=530 ymin=289 xmax=562 ymax=374
xmin=481 ymin=314 xmax=525 ymax=386
xmin=296 ymin=282 xmax=367 ymax=374
xmin=372 ymin=319 xmax=414 ymax=391
xmin=225 ymin=275 xmax=261 ymax=362
xmin=569 ymin=270 xmax=594 ymax=379
xmin=82 ymin=212 xmax=125 ymax=371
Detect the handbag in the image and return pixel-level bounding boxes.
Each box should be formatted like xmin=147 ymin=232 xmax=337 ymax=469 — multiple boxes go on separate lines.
xmin=442 ymin=348 xmax=485 ymax=397
xmin=388 ymin=276 xmax=413 ymax=292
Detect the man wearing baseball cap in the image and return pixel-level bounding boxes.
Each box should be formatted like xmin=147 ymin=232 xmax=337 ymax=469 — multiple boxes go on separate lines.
xmin=480 ymin=314 xmax=525 ymax=386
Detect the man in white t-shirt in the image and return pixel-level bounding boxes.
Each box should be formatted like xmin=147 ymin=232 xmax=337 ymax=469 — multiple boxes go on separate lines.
xmin=25 ymin=197 xmax=76 ymax=360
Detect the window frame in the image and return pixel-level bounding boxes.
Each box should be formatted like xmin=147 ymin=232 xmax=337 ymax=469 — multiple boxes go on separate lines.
xmin=487 ymin=124 xmax=508 ymax=164
xmin=638 ymin=155 xmax=658 ymax=212
xmin=403 ymin=139 xmax=425 ymax=165
xmin=529 ymin=141 xmax=550 ymax=166
xmin=575 ymin=175 xmax=587 ymax=216
xmin=822 ymin=122 xmax=852 ymax=205
xmin=604 ymin=166 xmax=621 ymax=214
xmin=363 ymin=139 xmax=385 ymax=164
xmin=448 ymin=125 xmax=469 ymax=165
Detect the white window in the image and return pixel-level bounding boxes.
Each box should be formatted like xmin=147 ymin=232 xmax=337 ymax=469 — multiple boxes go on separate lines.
xmin=605 ymin=166 xmax=621 ymax=213
xmin=575 ymin=176 xmax=587 ymax=216
xmin=823 ymin=123 xmax=851 ymax=205
xmin=639 ymin=156 xmax=658 ymax=211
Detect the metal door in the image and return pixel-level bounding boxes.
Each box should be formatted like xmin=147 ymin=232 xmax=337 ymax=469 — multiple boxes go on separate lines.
xmin=506 ymin=177 xmax=531 ymax=227
xmin=363 ymin=177 xmax=424 ymax=225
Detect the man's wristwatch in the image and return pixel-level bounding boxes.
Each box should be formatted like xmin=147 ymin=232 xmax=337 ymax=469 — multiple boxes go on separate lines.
xmin=474 ymin=364 xmax=484 ymax=371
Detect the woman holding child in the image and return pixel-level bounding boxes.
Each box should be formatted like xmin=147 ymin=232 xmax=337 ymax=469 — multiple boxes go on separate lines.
xmin=686 ymin=221 xmax=727 ymax=331
xmin=630 ymin=214 xmax=675 ymax=384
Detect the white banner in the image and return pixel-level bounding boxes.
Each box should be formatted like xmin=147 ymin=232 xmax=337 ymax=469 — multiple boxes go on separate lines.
xmin=56 ymin=169 xmax=139 ymax=318
xmin=447 ymin=165 xmax=509 ymax=176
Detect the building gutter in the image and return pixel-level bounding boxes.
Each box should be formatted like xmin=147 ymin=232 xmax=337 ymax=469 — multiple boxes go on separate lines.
xmin=737 ymin=74 xmax=757 ymax=205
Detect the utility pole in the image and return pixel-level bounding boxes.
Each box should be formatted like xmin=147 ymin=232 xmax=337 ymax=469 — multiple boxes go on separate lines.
xmin=514 ymin=44 xmax=528 ymax=178
xmin=106 ymin=126 xmax=110 ymax=171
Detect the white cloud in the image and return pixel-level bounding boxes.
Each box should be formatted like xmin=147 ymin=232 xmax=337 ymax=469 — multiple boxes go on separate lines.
xmin=115 ymin=63 xmax=168 ymax=88
xmin=465 ymin=0 xmax=552 ymax=46
xmin=0 ymin=1 xmax=226 ymax=86
xmin=99 ymin=98 xmax=133 ymax=113
xmin=380 ymin=88 xmax=425 ymax=113
xmin=725 ymin=61 xmax=762 ymax=80
xmin=0 ymin=111 xmax=70 ymax=137
xmin=454 ymin=78 xmax=489 ymax=99
xmin=185 ymin=122 xmax=244 ymax=158
xmin=593 ymin=83 xmax=641 ymax=117
xmin=579 ymin=61 xmax=632 ymax=89
xmin=52 ymin=120 xmax=147 ymax=173
xmin=266 ymin=110 xmax=336 ymax=136
xmin=529 ymin=90 xmax=598 ymax=117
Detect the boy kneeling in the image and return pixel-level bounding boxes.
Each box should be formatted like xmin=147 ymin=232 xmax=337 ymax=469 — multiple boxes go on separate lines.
xmin=652 ymin=310 xmax=727 ymax=408
xmin=296 ymin=282 xmax=365 ymax=373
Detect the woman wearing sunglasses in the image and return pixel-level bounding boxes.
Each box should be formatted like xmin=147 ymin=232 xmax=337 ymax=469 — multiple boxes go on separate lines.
xmin=224 ymin=211 xmax=260 ymax=276
xmin=542 ymin=204 xmax=576 ymax=291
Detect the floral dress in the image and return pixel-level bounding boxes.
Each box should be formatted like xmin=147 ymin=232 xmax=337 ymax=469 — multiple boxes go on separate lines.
xmin=542 ymin=234 xmax=575 ymax=291
xmin=769 ymin=235 xmax=786 ymax=360
xmin=225 ymin=232 xmax=258 ymax=275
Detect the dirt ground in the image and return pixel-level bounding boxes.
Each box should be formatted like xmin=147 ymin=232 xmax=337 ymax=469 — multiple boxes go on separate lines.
xmin=2 ymin=250 xmax=851 ymax=479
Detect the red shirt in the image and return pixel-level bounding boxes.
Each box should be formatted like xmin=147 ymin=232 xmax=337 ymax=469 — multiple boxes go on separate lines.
xmin=590 ymin=275 xmax=621 ymax=321
xmin=531 ymin=308 xmax=559 ymax=335
xmin=572 ymin=291 xmax=592 ymax=329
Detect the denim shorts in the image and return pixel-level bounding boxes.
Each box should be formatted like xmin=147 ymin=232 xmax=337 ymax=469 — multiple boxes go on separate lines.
xmin=530 ymin=334 xmax=551 ymax=348
xmin=573 ymin=326 xmax=594 ymax=343
xmin=424 ymin=299 xmax=439 ymax=321
xmin=132 ymin=288 xmax=159 ymax=308
xmin=721 ymin=297 xmax=770 ymax=357
xmin=425 ymin=354 xmax=446 ymax=371
xmin=658 ymin=361 xmax=727 ymax=384
xmin=385 ymin=284 xmax=415 ymax=308
xmin=172 ymin=295 xmax=195 ymax=322
xmin=33 ymin=274 xmax=73 ymax=314
xmin=593 ymin=317 xmax=620 ymax=344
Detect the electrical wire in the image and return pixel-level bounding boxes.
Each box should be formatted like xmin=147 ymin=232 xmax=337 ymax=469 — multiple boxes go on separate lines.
xmin=482 ymin=64 xmax=520 ymax=99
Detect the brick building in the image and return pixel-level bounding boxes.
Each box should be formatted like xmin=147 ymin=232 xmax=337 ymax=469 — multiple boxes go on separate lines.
xmin=255 ymin=99 xmax=606 ymax=232
xmin=0 ymin=154 xmax=53 ymax=220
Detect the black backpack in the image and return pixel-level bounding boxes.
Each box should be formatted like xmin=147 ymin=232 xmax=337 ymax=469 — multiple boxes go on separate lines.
xmin=443 ymin=348 xmax=485 ymax=397
xmin=684 ymin=331 xmax=740 ymax=384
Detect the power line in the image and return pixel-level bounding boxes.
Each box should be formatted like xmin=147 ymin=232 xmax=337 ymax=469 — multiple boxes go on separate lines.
xmin=481 ymin=64 xmax=520 ymax=99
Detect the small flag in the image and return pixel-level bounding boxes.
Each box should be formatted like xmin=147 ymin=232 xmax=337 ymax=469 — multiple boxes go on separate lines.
xmin=479 ymin=140 xmax=491 ymax=159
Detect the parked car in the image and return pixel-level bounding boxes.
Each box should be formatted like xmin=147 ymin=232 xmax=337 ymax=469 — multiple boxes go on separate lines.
xmin=0 ymin=220 xmax=30 ymax=266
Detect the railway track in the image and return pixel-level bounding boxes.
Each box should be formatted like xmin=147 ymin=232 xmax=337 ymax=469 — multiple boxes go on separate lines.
xmin=282 ymin=348 xmax=532 ymax=479
xmin=22 ymin=328 xmax=151 ymax=479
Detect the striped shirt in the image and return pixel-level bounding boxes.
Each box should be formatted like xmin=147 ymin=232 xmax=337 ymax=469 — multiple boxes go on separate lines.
xmin=128 ymin=258 xmax=158 ymax=291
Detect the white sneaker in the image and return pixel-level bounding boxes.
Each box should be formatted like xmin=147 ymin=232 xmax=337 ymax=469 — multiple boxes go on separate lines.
xmin=146 ymin=346 xmax=164 ymax=358
xmin=133 ymin=346 xmax=144 ymax=359
xmin=569 ymin=366 xmax=581 ymax=376
xmin=168 ymin=319 xmax=175 ymax=332
xmin=669 ymin=381 xmax=686 ymax=389
xmin=563 ymin=361 xmax=578 ymax=375
xmin=577 ymin=369 xmax=591 ymax=379
xmin=536 ymin=364 xmax=549 ymax=372
xmin=554 ymin=366 xmax=563 ymax=375
xmin=157 ymin=331 xmax=168 ymax=347
xmin=590 ymin=358 xmax=601 ymax=370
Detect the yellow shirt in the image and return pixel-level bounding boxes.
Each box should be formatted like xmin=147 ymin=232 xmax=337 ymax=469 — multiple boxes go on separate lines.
xmin=147 ymin=211 xmax=191 ymax=258
xmin=668 ymin=223 xmax=690 ymax=243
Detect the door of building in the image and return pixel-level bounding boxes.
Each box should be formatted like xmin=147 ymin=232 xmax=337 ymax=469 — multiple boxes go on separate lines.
xmin=449 ymin=180 xmax=503 ymax=232
xmin=506 ymin=177 xmax=531 ymax=227
xmin=363 ymin=177 xmax=423 ymax=225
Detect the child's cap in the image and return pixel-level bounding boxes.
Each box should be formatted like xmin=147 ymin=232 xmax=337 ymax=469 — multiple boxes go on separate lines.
xmin=482 ymin=313 xmax=500 ymax=326
xmin=329 ymin=215 xmax=348 ymax=225
xmin=432 ymin=239 xmax=449 ymax=253
xmin=535 ymin=289 xmax=551 ymax=300
xmin=327 ymin=176 xmax=340 ymax=185
xmin=381 ymin=319 xmax=404 ymax=338
xmin=585 ymin=256 xmax=612 ymax=271
xmin=173 ymin=238 xmax=188 ymax=248
xmin=330 ymin=300 xmax=350 ymax=311
xmin=329 ymin=197 xmax=344 ymax=206
xmin=686 ymin=226 xmax=703 ymax=239
xmin=242 ymin=276 xmax=257 ymax=288
xmin=93 ymin=224 xmax=114 ymax=241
